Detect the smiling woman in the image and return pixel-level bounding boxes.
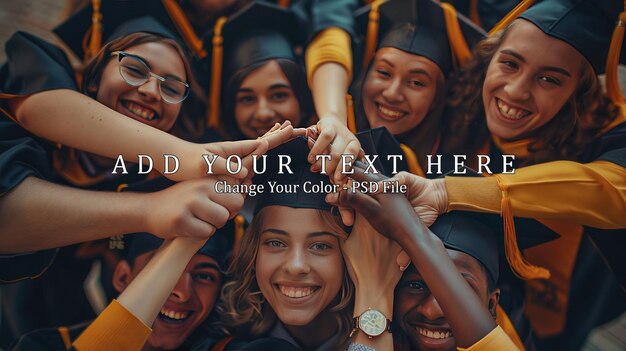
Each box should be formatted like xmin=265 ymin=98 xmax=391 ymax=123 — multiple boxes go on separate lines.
xmin=216 ymin=137 xmax=354 ymax=351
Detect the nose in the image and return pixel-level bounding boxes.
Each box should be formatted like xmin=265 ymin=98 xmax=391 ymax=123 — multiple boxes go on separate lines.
xmin=418 ymin=293 xmax=444 ymax=321
xmin=170 ymin=272 xmax=193 ymax=302
xmin=283 ymin=247 xmax=311 ymax=275
xmin=381 ymin=77 xmax=405 ymax=103
xmin=503 ymin=75 xmax=531 ymax=101
xmin=137 ymin=76 xmax=161 ymax=102
xmin=254 ymin=98 xmax=276 ymax=123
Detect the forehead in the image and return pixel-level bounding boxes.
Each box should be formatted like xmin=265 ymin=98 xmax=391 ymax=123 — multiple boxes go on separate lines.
xmin=374 ymin=47 xmax=443 ymax=77
xmin=260 ymin=206 xmax=338 ymax=239
xmin=498 ymin=20 xmax=585 ymax=73
xmin=122 ymin=41 xmax=187 ymax=80
xmin=186 ymin=254 xmax=219 ymax=270
xmin=401 ymin=249 xmax=487 ymax=284
xmin=240 ymin=60 xmax=290 ymax=88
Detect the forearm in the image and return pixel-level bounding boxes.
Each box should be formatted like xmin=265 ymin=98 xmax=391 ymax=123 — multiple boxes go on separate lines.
xmin=11 ymin=90 xmax=193 ymax=175
xmin=0 ymin=177 xmax=150 ymax=253
xmin=399 ymin=221 xmax=496 ymax=347
xmin=446 ymin=160 xmax=626 ymax=228
xmin=309 ymin=63 xmax=349 ymax=122
xmin=117 ymin=237 xmax=206 ymax=324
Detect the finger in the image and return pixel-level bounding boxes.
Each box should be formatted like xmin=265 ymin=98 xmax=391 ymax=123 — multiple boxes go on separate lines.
xmin=338 ymin=206 xmax=354 ymax=227
xmin=207 ymin=154 xmax=248 ymax=179
xmin=349 ymin=162 xmax=388 ymax=183
xmin=397 ymin=250 xmax=411 ymax=271
xmin=334 ymin=139 xmax=362 ymax=183
xmin=241 ymin=140 xmax=269 ymax=174
xmin=325 ymin=191 xmax=340 ymax=206
xmin=291 ymin=127 xmax=307 ymax=138
xmin=176 ymin=216 xmax=217 ymax=240
xmin=308 ymin=129 xmax=335 ymax=164
xmin=263 ymin=125 xmax=295 ymax=150
xmin=191 ymin=199 xmax=232 ymax=229
xmin=337 ymin=189 xmax=380 ymax=218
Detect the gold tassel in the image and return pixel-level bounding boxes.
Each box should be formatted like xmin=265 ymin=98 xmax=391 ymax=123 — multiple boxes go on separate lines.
xmin=233 ymin=214 xmax=245 ymax=257
xmin=469 ymin=0 xmax=483 ymax=28
xmin=161 ymin=0 xmax=207 ymax=58
xmin=116 ymin=183 xmax=128 ymax=192
xmin=400 ymin=144 xmax=424 ymax=177
xmin=208 ymin=17 xmax=228 ymax=129
xmin=489 ymin=0 xmax=535 ymax=36
xmin=85 ymin=0 xmax=102 ymax=61
xmin=363 ymin=0 xmax=386 ymax=69
xmin=606 ymin=11 xmax=626 ymax=108
xmin=277 ymin=0 xmax=291 ymax=8
xmin=441 ymin=2 xmax=472 ymax=68
xmin=497 ymin=177 xmax=550 ymax=280
xmin=346 ymin=94 xmax=356 ymax=133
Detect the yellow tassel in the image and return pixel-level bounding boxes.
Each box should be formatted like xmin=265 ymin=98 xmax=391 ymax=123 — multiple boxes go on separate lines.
xmin=488 ymin=0 xmax=535 ymax=36
xmin=233 ymin=214 xmax=245 ymax=257
xmin=346 ymin=94 xmax=356 ymax=133
xmin=497 ymin=177 xmax=550 ymax=280
xmin=86 ymin=0 xmax=102 ymax=61
xmin=469 ymin=0 xmax=483 ymax=28
xmin=116 ymin=183 xmax=128 ymax=192
xmin=162 ymin=0 xmax=207 ymax=58
xmin=400 ymin=144 xmax=424 ymax=177
xmin=441 ymin=2 xmax=472 ymax=68
xmin=277 ymin=0 xmax=291 ymax=8
xmin=208 ymin=17 xmax=228 ymax=129
xmin=363 ymin=0 xmax=385 ymax=69
xmin=606 ymin=11 xmax=626 ymax=107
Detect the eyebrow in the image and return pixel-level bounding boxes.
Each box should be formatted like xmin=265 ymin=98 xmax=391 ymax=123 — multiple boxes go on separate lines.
xmin=408 ymin=69 xmax=432 ymax=79
xmin=269 ymin=83 xmax=291 ymax=90
xmin=193 ymin=262 xmax=221 ymax=271
xmin=261 ymin=228 xmax=338 ymax=238
xmin=499 ymin=49 xmax=572 ymax=77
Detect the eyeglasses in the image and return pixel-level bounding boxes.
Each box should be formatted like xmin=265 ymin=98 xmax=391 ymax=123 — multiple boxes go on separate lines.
xmin=111 ymin=51 xmax=190 ymax=104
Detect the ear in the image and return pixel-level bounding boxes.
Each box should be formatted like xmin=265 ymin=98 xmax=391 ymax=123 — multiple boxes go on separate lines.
xmin=488 ymin=288 xmax=501 ymax=319
xmin=112 ymin=260 xmax=133 ymax=293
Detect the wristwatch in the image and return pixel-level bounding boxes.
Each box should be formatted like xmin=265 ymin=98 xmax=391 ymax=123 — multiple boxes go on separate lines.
xmin=352 ymin=308 xmax=391 ymax=338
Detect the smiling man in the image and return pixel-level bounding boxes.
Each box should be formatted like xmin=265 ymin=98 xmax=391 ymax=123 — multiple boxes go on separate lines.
xmin=9 ymin=228 xmax=234 ymax=351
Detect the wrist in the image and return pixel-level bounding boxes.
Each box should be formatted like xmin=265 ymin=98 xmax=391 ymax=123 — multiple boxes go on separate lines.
xmin=354 ymin=289 xmax=394 ymax=318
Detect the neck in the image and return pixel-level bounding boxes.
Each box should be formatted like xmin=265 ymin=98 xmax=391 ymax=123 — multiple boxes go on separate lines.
xmin=283 ymin=310 xmax=338 ymax=351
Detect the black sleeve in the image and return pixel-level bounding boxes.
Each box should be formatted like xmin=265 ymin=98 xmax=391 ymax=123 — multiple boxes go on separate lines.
xmin=0 ymin=31 xmax=77 ymax=96
xmin=9 ymin=326 xmax=72 ymax=351
xmin=291 ymin=0 xmax=358 ymax=41
xmin=0 ymin=249 xmax=58 ymax=284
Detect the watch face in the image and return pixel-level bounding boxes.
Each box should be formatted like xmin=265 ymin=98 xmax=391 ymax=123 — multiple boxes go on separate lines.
xmin=358 ymin=309 xmax=387 ymax=337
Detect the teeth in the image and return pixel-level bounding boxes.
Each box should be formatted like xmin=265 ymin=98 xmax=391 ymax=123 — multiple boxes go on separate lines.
xmin=377 ymin=104 xmax=404 ymax=118
xmin=159 ymin=307 xmax=189 ymax=320
xmin=125 ymin=101 xmax=156 ymax=121
xmin=278 ymin=285 xmax=317 ymax=298
xmin=496 ymin=99 xmax=529 ymax=120
xmin=416 ymin=327 xmax=452 ymax=339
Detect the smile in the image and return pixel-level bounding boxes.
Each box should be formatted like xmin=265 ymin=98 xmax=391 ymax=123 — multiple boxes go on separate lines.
xmin=496 ymin=98 xmax=531 ymax=120
xmin=376 ymin=103 xmax=406 ymax=120
xmin=122 ymin=100 xmax=158 ymax=121
xmin=159 ymin=307 xmax=191 ymax=323
xmin=416 ymin=326 xmax=453 ymax=339
xmin=277 ymin=284 xmax=320 ymax=299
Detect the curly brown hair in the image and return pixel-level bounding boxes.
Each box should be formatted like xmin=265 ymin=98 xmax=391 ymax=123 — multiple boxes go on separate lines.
xmin=442 ymin=20 xmax=620 ymax=165
xmin=218 ymin=207 xmax=354 ymax=348
xmin=81 ymin=32 xmax=207 ymax=141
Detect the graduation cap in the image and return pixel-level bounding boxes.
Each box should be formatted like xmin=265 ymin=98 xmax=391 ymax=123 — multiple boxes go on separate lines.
xmin=119 ymin=176 xmax=244 ymax=268
xmin=356 ymin=127 xmax=409 ymax=176
xmin=517 ymin=0 xmax=623 ymax=75
xmin=358 ymin=0 xmax=486 ymax=76
xmin=205 ymin=2 xmax=302 ymax=129
xmin=252 ymin=137 xmax=332 ymax=214
xmin=430 ymin=211 xmax=560 ymax=284
xmin=53 ymin=0 xmax=205 ymax=62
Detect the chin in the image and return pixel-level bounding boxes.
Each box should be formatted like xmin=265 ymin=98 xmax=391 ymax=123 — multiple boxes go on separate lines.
xmin=276 ymin=311 xmax=317 ymax=326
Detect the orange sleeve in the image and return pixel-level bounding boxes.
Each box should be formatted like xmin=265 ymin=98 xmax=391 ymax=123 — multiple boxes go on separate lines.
xmin=72 ymin=299 xmax=152 ymax=351
xmin=305 ymin=27 xmax=353 ymax=85
xmin=457 ymin=326 xmax=521 ymax=351
xmin=446 ymin=160 xmax=626 ymax=229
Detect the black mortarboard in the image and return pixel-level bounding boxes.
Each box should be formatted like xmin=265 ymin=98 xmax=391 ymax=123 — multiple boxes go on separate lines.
xmin=356 ymin=127 xmax=409 ymax=177
xmin=120 ymin=177 xmax=238 ymax=269
xmin=253 ymin=137 xmax=332 ymax=214
xmin=53 ymin=0 xmax=204 ymax=61
xmin=518 ymin=0 xmax=622 ymax=74
xmin=430 ymin=211 xmax=559 ymax=284
xmin=357 ymin=0 xmax=486 ymax=77
xmin=205 ymin=2 xmax=302 ymax=128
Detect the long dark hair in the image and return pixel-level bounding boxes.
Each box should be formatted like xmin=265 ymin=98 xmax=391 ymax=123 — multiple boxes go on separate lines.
xmin=442 ymin=21 xmax=620 ymax=165
xmin=221 ymin=58 xmax=313 ymax=140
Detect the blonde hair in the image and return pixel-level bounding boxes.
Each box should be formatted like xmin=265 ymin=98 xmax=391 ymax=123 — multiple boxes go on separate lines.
xmin=218 ymin=208 xmax=354 ymax=347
